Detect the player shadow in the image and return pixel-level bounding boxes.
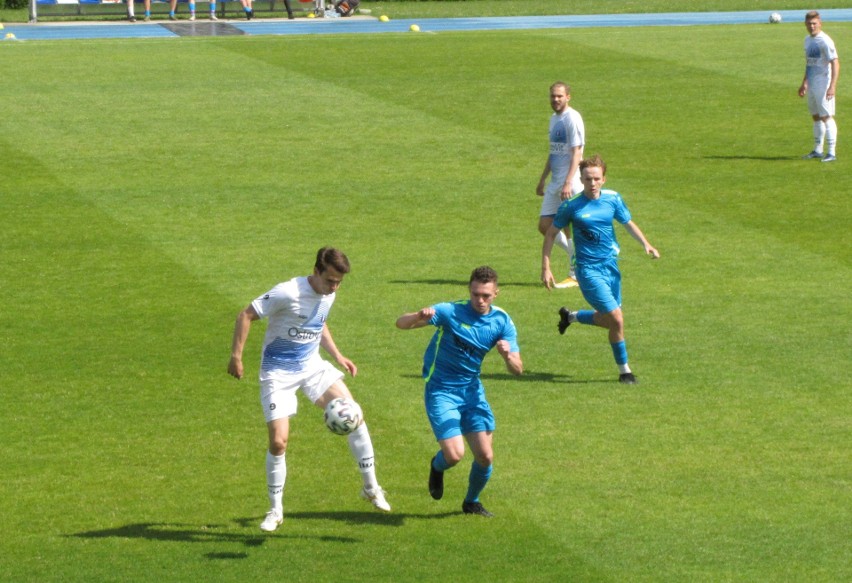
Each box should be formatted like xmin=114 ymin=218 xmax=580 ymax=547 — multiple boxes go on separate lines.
xmin=68 ymin=521 xmax=356 ymax=548
xmin=279 ymin=510 xmax=458 ymax=525
xmin=703 ymin=155 xmax=801 ymax=161
xmin=481 ymin=370 xmax=572 ymax=383
xmin=390 ymin=279 xmax=541 ymax=288
xmin=402 ymin=371 xmax=609 ymax=384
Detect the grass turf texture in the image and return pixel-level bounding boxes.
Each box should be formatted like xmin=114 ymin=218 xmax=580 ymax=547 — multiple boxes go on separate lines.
xmin=1 ymin=22 xmax=850 ymax=582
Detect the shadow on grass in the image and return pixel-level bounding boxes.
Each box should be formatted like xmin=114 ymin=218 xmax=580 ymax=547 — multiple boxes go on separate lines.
xmin=266 ymin=510 xmax=458 ymax=525
xmin=69 ymin=510 xmax=457 ymax=550
xmin=401 ymin=370 xmax=607 ymax=384
xmin=703 ymin=155 xmax=801 ymax=161
xmin=70 ymin=522 xmax=279 ymax=547
xmin=390 ymin=279 xmax=541 ymax=288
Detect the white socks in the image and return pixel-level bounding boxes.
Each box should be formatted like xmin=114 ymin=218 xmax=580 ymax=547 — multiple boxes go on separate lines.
xmin=348 ymin=423 xmax=379 ymax=490
xmin=265 ymin=422 xmax=379 ymax=513
xmin=266 ymin=451 xmax=286 ymax=512
xmin=813 ymin=120 xmax=826 ymax=153
xmin=825 ymin=118 xmax=838 ymax=156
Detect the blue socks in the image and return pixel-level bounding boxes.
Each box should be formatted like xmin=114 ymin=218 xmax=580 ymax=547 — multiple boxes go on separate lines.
xmin=432 ymin=450 xmax=451 ymax=472
xmin=433 ymin=452 xmax=493 ymax=503
xmin=465 ymin=461 xmax=492 ymax=503
xmin=576 ymin=310 xmax=596 ymax=325
xmin=611 ymin=340 xmax=628 ymax=366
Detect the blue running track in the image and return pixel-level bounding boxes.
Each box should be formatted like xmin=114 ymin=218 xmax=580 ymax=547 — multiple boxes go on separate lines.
xmin=2 ymin=9 xmax=852 ymax=42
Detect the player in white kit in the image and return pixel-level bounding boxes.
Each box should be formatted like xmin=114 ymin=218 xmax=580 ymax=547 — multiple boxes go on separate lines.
xmin=536 ymin=81 xmax=585 ymax=287
xmin=228 ymin=247 xmax=390 ymax=532
xmin=799 ymin=11 xmax=840 ymax=162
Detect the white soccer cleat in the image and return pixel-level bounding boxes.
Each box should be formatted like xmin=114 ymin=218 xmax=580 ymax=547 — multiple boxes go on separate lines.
xmin=361 ymin=486 xmax=391 ymax=512
xmin=259 ymin=509 xmax=283 ymax=532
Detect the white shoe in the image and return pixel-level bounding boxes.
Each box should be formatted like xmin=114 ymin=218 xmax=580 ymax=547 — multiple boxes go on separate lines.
xmin=361 ymin=486 xmax=391 ymax=512
xmin=189 ymin=14 xmax=196 ymax=21
xmin=259 ymin=509 xmax=283 ymax=532
xmin=210 ymin=13 xmax=218 ymax=20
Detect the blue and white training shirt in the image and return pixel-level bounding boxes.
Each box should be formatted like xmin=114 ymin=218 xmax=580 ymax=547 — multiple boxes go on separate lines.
xmin=251 ymin=276 xmax=333 ymax=379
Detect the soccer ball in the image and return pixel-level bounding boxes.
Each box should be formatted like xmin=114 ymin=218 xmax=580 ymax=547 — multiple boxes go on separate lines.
xmin=769 ymin=12 xmax=782 ymax=24
xmin=324 ymin=397 xmax=363 ymax=435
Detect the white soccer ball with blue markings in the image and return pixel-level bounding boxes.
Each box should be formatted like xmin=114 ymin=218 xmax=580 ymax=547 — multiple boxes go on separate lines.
xmin=769 ymin=12 xmax=782 ymax=24
xmin=324 ymin=397 xmax=363 ymax=435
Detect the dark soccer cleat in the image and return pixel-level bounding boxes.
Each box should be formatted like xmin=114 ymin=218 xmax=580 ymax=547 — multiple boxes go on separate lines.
xmin=462 ymin=501 xmax=493 ymax=517
xmin=557 ymin=307 xmax=572 ymax=335
xmin=429 ymin=456 xmax=444 ymax=500
xmin=619 ymin=372 xmax=638 ymax=384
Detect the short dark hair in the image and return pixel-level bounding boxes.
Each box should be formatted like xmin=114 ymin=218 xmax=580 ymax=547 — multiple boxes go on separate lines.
xmin=550 ymin=81 xmax=571 ymax=95
xmin=579 ymin=154 xmax=607 ymax=177
xmin=315 ymin=247 xmax=350 ymax=274
xmin=805 ymin=11 xmax=820 ymax=21
xmin=469 ymin=266 xmax=498 ymax=286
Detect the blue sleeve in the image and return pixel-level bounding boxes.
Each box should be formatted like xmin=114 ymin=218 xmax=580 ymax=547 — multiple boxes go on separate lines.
xmin=502 ymin=316 xmax=520 ymax=353
xmin=553 ymin=200 xmax=572 ymax=230
xmin=429 ymin=302 xmax=453 ymax=327
xmin=614 ymin=194 xmax=632 ymax=225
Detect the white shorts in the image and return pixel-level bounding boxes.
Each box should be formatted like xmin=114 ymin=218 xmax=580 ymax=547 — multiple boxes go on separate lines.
xmin=807 ymin=81 xmax=836 ymax=117
xmin=540 ymin=173 xmax=583 ymax=217
xmin=259 ymin=359 xmax=344 ymax=423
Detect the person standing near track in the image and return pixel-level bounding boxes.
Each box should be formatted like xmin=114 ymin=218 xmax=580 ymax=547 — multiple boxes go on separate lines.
xmin=536 ymin=81 xmax=585 ymax=288
xmin=541 ymin=155 xmax=659 ymax=385
xmin=799 ymin=10 xmax=840 ymax=162
xmin=395 ymin=266 xmax=523 ymax=518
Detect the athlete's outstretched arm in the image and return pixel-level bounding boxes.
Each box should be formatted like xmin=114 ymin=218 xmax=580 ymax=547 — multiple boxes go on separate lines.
xmin=396 ymin=307 xmax=435 ymax=330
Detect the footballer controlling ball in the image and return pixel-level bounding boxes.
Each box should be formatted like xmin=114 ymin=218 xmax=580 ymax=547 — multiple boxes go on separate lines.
xmin=324 ymin=397 xmax=363 ymax=435
xmin=769 ymin=12 xmax=782 ymax=24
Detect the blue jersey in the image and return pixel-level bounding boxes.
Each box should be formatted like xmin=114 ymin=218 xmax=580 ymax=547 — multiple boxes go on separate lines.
xmin=422 ymin=300 xmax=519 ymax=391
xmin=553 ymin=189 xmax=632 ymax=266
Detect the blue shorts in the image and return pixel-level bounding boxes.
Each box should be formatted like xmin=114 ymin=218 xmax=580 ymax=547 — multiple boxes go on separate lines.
xmin=577 ymin=260 xmax=621 ymax=314
xmin=424 ymin=381 xmax=495 ymax=441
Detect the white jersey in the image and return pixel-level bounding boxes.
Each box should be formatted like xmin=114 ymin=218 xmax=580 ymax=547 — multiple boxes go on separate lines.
xmin=804 ymin=31 xmax=838 ymax=85
xmin=251 ymin=276 xmax=334 ymax=378
xmin=548 ymin=107 xmax=585 ymax=183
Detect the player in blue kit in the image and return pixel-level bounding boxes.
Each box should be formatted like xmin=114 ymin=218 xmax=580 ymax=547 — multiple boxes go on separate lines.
xmin=396 ymin=266 xmax=523 ymax=517
xmin=541 ymin=155 xmax=660 ymax=384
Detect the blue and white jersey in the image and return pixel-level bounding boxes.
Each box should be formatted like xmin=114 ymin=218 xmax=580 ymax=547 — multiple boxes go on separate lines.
xmin=554 ymin=189 xmax=632 ymax=266
xmin=548 ymin=107 xmax=585 ymax=183
xmin=804 ymin=31 xmax=838 ymax=85
xmin=422 ymin=300 xmax=519 ymax=391
xmin=251 ymin=276 xmax=333 ymax=378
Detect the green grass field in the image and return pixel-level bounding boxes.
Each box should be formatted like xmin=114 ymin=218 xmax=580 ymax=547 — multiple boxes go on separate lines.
xmin=1 ymin=15 xmax=850 ymax=583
